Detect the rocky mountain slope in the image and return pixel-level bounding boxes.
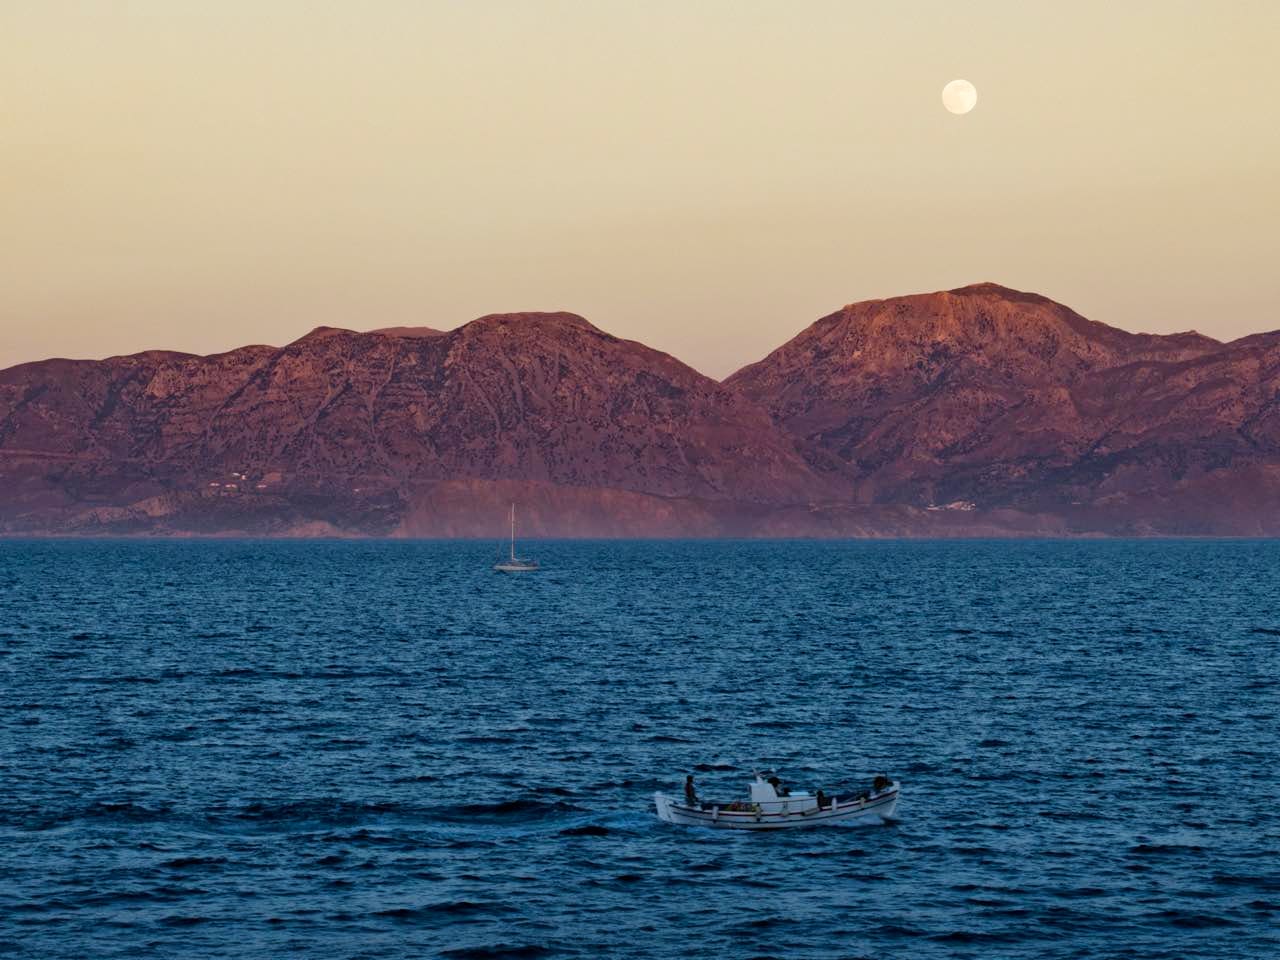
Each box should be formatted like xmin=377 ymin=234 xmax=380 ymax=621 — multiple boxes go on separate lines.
xmin=3 ymin=285 xmax=1278 ymax=536
xmin=0 ymin=313 xmax=830 ymax=535
xmin=726 ymin=283 xmax=1280 ymax=533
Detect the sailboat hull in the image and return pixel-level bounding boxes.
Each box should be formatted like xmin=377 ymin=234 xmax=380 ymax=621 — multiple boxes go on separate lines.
xmin=494 ymin=560 xmax=539 ymax=572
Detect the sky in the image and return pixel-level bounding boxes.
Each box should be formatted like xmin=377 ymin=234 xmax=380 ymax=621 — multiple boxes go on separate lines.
xmin=3 ymin=1 xmax=1278 ymax=378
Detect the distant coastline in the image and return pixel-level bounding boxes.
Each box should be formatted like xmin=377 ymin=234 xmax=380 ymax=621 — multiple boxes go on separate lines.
xmin=3 ymin=284 xmax=1279 ymax=539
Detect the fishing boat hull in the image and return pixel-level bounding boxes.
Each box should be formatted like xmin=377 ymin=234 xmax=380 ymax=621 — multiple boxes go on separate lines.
xmin=654 ymin=784 xmax=899 ymax=830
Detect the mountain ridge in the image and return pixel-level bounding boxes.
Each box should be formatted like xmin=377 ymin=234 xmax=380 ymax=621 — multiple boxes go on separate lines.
xmin=3 ymin=285 xmax=1278 ymax=536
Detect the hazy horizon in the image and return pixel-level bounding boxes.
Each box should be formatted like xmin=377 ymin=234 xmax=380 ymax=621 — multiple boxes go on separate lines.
xmin=4 ymin=1 xmax=1278 ymax=378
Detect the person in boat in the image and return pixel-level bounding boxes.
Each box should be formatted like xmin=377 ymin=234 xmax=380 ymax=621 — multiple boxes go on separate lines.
xmin=684 ymin=775 xmax=699 ymax=807
xmin=816 ymin=789 xmax=829 ymax=810
xmin=873 ymin=774 xmax=891 ymax=793
xmin=767 ymin=775 xmax=790 ymax=797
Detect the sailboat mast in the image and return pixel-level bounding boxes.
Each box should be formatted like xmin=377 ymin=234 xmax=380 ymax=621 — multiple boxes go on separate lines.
xmin=510 ymin=503 xmax=516 ymax=560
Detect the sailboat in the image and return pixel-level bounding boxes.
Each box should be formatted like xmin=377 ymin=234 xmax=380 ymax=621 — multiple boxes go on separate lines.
xmin=493 ymin=503 xmax=539 ymax=572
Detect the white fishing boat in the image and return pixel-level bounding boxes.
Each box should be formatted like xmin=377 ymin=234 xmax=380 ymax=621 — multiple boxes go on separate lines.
xmin=654 ymin=773 xmax=899 ymax=830
xmin=493 ymin=503 xmax=539 ymax=573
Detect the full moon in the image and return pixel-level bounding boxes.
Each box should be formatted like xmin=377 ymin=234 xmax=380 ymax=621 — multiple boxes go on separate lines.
xmin=942 ymin=79 xmax=977 ymax=115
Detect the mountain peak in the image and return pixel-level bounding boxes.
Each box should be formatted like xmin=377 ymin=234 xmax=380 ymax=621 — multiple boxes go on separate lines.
xmin=943 ymin=281 xmax=1051 ymax=303
xmin=746 ymin=283 xmax=1222 ymax=377
xmin=368 ymin=325 xmax=447 ymax=339
xmin=293 ymin=325 xmax=357 ymax=344
xmin=835 ymin=281 xmax=1080 ymax=326
xmin=465 ymin=311 xmax=598 ymax=333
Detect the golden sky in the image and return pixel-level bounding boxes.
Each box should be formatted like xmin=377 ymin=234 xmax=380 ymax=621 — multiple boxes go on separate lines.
xmin=3 ymin=1 xmax=1277 ymax=377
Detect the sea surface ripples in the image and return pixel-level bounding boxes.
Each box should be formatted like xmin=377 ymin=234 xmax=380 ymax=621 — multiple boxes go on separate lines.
xmin=1 ymin=539 xmax=1278 ymax=958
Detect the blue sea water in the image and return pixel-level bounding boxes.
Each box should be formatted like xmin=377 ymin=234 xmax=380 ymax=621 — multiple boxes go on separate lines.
xmin=1 ymin=539 xmax=1277 ymax=959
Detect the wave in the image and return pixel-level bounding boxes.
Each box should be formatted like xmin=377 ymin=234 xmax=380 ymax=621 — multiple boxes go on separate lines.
xmin=11 ymin=799 xmax=175 ymax=830
xmin=931 ymin=930 xmax=1021 ymax=943
xmin=157 ymin=915 xmax=210 ymax=927
xmin=1152 ymin=910 xmax=1239 ymax=928
xmin=1128 ymin=843 xmax=1205 ymax=856
xmin=230 ymin=798 xmax=402 ymax=823
xmin=1051 ymin=886 xmax=1107 ymax=899
xmin=79 ymin=885 xmax=209 ymax=907
xmin=375 ymin=901 xmax=514 ymax=921
xmin=1212 ymin=874 xmax=1280 ymax=892
xmin=558 ymin=824 xmax=609 ymax=837
xmin=439 ymin=946 xmax=554 ymax=960
xmin=871 ymin=923 xmax=927 ymax=938
xmin=436 ymin=799 xmax=583 ymax=824
xmin=161 ymin=856 xmax=227 ymax=870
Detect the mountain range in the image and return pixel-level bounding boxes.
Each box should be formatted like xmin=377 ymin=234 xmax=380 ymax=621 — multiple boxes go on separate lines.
xmin=3 ymin=283 xmax=1278 ymax=537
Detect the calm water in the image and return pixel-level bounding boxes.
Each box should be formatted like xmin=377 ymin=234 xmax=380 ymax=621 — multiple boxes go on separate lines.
xmin=1 ymin=540 xmax=1278 ymax=959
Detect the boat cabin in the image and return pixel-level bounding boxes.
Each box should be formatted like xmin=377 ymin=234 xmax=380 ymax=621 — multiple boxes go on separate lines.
xmin=748 ymin=775 xmax=818 ymax=814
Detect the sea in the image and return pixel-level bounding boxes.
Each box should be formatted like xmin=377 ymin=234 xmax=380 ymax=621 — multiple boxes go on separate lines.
xmin=1 ymin=539 xmax=1277 ymax=959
